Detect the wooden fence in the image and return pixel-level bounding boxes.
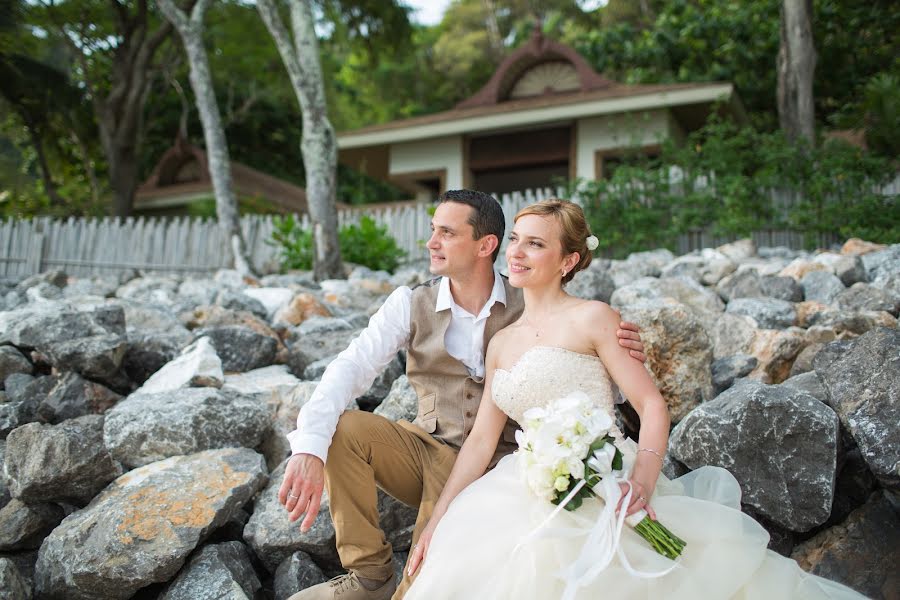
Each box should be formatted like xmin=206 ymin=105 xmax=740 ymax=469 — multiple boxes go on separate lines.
xmin=0 ymin=179 xmax=896 ymax=278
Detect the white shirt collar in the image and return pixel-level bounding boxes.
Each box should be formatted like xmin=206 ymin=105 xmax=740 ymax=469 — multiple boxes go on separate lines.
xmin=435 ymin=270 xmax=507 ymax=319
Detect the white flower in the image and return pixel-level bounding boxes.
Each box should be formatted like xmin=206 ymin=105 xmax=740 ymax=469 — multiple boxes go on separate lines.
xmin=554 ymin=475 xmax=570 ymax=492
xmin=586 ymin=235 xmax=599 ymax=251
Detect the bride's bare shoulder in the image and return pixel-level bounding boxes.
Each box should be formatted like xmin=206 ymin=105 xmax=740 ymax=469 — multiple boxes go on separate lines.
xmin=577 ymin=300 xmax=621 ymax=325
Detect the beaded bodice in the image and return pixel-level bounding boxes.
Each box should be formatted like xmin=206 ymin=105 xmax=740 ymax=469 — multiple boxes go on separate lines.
xmin=492 ymin=346 xmax=620 ymax=428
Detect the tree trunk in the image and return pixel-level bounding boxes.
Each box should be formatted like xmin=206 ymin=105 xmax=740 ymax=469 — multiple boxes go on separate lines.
xmin=777 ymin=0 xmax=816 ymax=144
xmin=22 ymin=116 xmax=65 ymax=207
xmin=157 ymin=0 xmax=253 ymax=276
xmin=258 ymin=0 xmax=343 ymax=281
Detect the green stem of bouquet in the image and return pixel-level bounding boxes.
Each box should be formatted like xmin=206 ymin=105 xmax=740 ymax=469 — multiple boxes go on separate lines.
xmin=633 ymin=517 xmax=687 ymax=560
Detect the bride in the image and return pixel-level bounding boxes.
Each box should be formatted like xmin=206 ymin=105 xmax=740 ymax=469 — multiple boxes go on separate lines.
xmin=403 ymin=200 xmax=864 ymax=600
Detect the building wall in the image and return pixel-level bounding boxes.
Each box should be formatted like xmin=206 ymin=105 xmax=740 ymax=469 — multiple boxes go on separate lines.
xmin=574 ymin=109 xmax=676 ymax=179
xmin=389 ymin=135 xmax=464 ymax=190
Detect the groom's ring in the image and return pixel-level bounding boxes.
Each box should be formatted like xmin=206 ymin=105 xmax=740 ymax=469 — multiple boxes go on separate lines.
xmin=638 ymin=496 xmax=646 ymax=503
xmin=289 ymin=493 xmax=300 ymax=499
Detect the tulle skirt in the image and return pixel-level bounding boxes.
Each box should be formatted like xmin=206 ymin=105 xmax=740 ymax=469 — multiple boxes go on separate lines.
xmin=406 ymin=450 xmax=865 ymax=600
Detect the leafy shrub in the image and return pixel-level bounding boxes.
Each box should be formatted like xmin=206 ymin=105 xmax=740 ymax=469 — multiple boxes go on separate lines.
xmin=569 ymin=118 xmax=898 ymax=257
xmin=268 ymin=214 xmax=406 ymax=273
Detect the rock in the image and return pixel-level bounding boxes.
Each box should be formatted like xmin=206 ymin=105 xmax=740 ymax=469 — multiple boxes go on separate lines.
xmin=214 ymin=290 xmax=268 ymax=320
xmin=715 ymin=271 xmax=801 ymax=302
xmin=377 ymin=490 xmax=417 ymax=551
xmin=860 ymin=244 xmax=900 ymax=282
xmin=223 ymin=365 xmax=303 ymax=416
xmin=215 ymin=269 xmax=258 ymax=289
xmin=286 ymin=326 xmax=362 ymax=378
xmin=373 ymin=376 xmax=418 ymax=422
xmin=62 ymin=277 xmax=119 ymax=300
xmin=15 ymin=270 xmax=67 ymax=295
xmin=566 ymin=268 xmax=616 ymax=303
xmin=817 ymin=254 xmax=867 ymax=287
xmin=37 ymin=372 xmax=121 ymax=424
xmin=760 ymin=275 xmax=803 ymax=302
xmin=136 ymin=337 xmax=223 ymax=394
xmin=0 ymin=440 xmax=8 ymax=506
xmin=0 ymin=302 xmax=125 ymax=349
xmin=0 ymin=375 xmax=49 ymax=438
xmin=115 ymin=275 xmax=181 ymax=305
xmin=781 ymin=372 xmax=828 ymax=403
xmin=0 ymin=499 xmax=65 ymax=551
xmin=4 ymin=415 xmax=121 ymax=505
xmin=669 ymin=380 xmax=839 ymax=531
xmin=716 ymin=238 xmax=757 ymax=262
xmin=725 ymin=297 xmax=796 ymax=329
xmin=122 ymin=330 xmax=192 ymax=385
xmin=198 ymin=325 xmax=278 ymax=373
xmin=159 ymin=541 xmax=261 ymax=600
xmin=115 ymin=300 xmax=184 ymax=334
xmin=778 ymin=258 xmax=830 ymax=281
xmin=0 ymin=347 xmax=32 ymax=386
xmin=243 ymin=460 xmax=340 ymax=573
xmin=791 ymin=492 xmax=898 ymax=599
xmin=349 ymin=266 xmax=395 ymax=295
xmin=624 ymin=248 xmax=675 ymax=275
xmin=814 ymin=328 xmax=900 ymax=491
xmin=273 ymin=293 xmax=333 ymax=328
xmin=0 ymin=557 xmax=31 ymax=600
xmin=41 ymin=334 xmax=128 ymax=388
xmin=711 ymin=354 xmax=757 ymax=395
xmin=800 ymin=271 xmax=845 ymax=305
xmin=176 ymin=279 xmax=221 ymax=307
xmin=611 ymin=276 xmax=724 ymax=314
xmin=806 ymin=308 xmax=897 ymax=336
xmin=242 ymin=287 xmax=295 ymax=320
xmin=747 ymin=327 xmax=807 ymax=384
xmin=709 ymin=313 xmax=757 ymax=360
xmin=841 ymin=238 xmax=886 ymax=256
xmin=34 ymin=448 xmax=267 ymax=600
xmin=794 ymin=300 xmax=831 ymax=327
xmin=788 ymin=342 xmax=824 ymax=377
xmin=828 ymin=448 xmax=879 ymax=529
xmin=616 ymin=301 xmax=714 ymax=422
xmin=273 ymin=551 xmax=327 ymax=600
xmin=104 ymin=388 xmax=270 ymax=469
xmin=836 ymin=282 xmax=899 ymax=315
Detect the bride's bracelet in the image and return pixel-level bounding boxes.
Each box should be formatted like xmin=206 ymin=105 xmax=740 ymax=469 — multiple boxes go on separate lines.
xmin=638 ymin=447 xmax=665 ymax=462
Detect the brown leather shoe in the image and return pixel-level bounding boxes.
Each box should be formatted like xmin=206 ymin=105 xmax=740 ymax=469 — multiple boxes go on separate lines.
xmin=287 ymin=572 xmax=396 ymax=600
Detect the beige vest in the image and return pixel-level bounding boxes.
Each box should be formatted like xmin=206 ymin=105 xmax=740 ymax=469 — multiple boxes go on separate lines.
xmin=406 ymin=276 xmax=525 ymax=465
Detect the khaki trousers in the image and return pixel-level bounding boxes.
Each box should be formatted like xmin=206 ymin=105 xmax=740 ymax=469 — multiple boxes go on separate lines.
xmin=325 ymin=410 xmax=457 ymax=599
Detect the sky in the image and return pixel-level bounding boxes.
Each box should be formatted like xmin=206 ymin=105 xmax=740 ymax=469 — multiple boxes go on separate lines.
xmin=404 ymin=0 xmax=452 ymax=26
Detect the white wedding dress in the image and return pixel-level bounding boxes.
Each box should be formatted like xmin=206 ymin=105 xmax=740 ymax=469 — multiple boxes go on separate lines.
xmin=405 ymin=346 xmax=865 ymax=600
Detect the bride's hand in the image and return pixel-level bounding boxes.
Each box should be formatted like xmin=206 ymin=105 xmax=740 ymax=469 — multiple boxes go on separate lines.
xmin=616 ymin=480 xmax=657 ymax=520
xmin=406 ymin=520 xmax=438 ymax=577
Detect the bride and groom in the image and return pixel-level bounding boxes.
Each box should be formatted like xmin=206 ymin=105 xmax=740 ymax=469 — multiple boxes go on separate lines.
xmin=282 ymin=190 xmax=863 ymax=599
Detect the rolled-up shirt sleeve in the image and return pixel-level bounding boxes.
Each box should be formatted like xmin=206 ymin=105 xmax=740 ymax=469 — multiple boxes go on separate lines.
xmin=287 ymin=286 xmax=413 ymax=463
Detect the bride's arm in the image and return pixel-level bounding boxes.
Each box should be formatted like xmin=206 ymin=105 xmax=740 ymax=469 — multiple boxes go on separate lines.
xmin=406 ymin=339 xmax=509 ymax=575
xmin=588 ymin=303 xmax=670 ymax=517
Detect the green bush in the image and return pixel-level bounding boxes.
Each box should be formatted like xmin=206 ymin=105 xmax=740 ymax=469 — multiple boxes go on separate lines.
xmin=268 ymin=214 xmax=406 ymax=273
xmin=569 ymin=118 xmax=898 ymax=257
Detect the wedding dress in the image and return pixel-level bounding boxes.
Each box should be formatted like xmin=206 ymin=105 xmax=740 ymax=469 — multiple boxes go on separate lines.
xmin=405 ymin=346 xmax=865 ymax=600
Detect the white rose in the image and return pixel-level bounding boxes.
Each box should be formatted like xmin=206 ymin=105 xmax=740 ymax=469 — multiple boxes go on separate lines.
xmin=554 ymin=475 xmax=570 ymax=492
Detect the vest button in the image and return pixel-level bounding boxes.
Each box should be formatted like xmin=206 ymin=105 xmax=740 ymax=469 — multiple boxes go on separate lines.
xmin=465 ymin=411 xmax=473 ymax=418
xmin=465 ymin=393 xmax=473 ymax=399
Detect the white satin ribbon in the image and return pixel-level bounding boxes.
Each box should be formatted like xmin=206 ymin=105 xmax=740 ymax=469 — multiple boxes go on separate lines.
xmin=512 ymin=471 xmax=680 ymax=600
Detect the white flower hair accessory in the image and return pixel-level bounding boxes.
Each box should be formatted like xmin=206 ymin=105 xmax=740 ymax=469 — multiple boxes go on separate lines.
xmin=586 ymin=235 xmax=599 ymax=251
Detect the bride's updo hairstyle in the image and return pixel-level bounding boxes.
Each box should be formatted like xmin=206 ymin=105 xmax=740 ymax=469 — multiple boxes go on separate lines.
xmin=514 ymin=199 xmax=593 ymax=284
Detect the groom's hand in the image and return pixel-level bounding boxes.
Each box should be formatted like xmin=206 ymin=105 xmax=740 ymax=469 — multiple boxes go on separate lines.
xmin=616 ymin=320 xmax=646 ymax=362
xmin=279 ymin=453 xmax=325 ymax=533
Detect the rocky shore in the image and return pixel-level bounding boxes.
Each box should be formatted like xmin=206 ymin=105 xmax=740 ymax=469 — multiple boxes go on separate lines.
xmin=0 ymin=238 xmax=897 ymax=599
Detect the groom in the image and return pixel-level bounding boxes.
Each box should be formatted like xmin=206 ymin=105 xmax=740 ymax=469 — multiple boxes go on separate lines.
xmin=282 ymin=189 xmax=645 ymax=600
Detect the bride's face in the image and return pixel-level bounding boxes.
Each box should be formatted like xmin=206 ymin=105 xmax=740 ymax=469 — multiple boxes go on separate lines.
xmin=506 ymin=214 xmax=575 ymax=288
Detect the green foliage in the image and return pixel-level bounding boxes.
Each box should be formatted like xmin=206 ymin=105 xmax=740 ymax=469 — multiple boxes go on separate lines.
xmin=571 ymin=118 xmax=898 ymax=258
xmin=859 ymin=73 xmax=900 ymax=158
xmin=268 ymin=214 xmax=406 ymax=273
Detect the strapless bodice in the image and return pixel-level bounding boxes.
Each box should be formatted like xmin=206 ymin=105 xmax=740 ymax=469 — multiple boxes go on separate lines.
xmin=492 ymin=346 xmax=620 ymax=429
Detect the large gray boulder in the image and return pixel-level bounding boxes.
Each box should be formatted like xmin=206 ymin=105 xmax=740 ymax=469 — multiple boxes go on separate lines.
xmin=373 ymin=375 xmax=418 ymax=422
xmin=716 ymin=270 xmax=801 ymax=302
xmin=114 ymin=275 xmax=180 ymax=305
xmin=566 ymin=268 xmax=616 ymax=303
xmin=791 ymin=492 xmax=898 ymax=599
xmin=198 ymin=325 xmax=279 ymax=373
xmin=104 ymin=388 xmax=270 ymax=469
xmin=159 ymin=541 xmax=261 ymax=600
xmin=814 ymin=328 xmax=900 ymax=491
xmin=0 ymin=302 xmax=125 ymax=349
xmin=860 ymin=244 xmax=899 ymax=282
xmin=304 ymin=354 xmax=404 ymax=411
xmin=243 ymin=459 xmax=340 ymax=573
xmin=122 ymin=329 xmax=193 ymax=385
xmin=836 ymin=282 xmax=900 ymax=315
xmin=136 ymin=336 xmax=223 ymax=394
xmin=710 ymin=354 xmax=757 ymax=395
xmin=669 ymin=380 xmax=839 ymax=531
xmin=0 ymin=557 xmax=31 ymax=600
xmin=274 ymin=551 xmax=328 ymax=600
xmin=0 ymin=375 xmax=48 ymax=438
xmin=34 ymin=448 xmax=267 ymax=600
xmin=41 ymin=334 xmax=128 ymax=388
xmin=4 ymin=415 xmax=121 ymax=505
xmin=0 ymin=346 xmax=32 ymax=386
xmin=801 ymin=271 xmax=845 ymax=305
xmin=610 ymin=276 xmax=724 ymax=314
xmin=37 ymin=372 xmax=121 ymax=424
xmin=0 ymin=499 xmax=65 ymax=551
xmin=725 ymin=297 xmax=796 ymax=329
xmin=616 ymin=300 xmax=714 ymax=422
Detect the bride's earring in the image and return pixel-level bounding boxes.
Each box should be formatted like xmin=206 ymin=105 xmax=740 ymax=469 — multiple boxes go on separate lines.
xmin=561 ymin=269 xmax=567 ymax=279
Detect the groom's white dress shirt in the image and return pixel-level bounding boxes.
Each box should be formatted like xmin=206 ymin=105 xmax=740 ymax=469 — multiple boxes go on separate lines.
xmin=287 ymin=272 xmax=508 ymax=463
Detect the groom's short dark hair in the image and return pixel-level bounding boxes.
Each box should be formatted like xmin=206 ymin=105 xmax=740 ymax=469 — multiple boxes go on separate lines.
xmin=438 ymin=189 xmax=505 ymax=262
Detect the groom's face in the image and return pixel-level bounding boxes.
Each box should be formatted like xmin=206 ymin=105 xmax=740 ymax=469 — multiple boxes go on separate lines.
xmin=427 ymin=202 xmax=484 ymax=277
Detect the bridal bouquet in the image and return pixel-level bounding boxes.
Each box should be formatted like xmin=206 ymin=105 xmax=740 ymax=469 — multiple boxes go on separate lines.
xmin=514 ymin=392 xmax=686 ymax=560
